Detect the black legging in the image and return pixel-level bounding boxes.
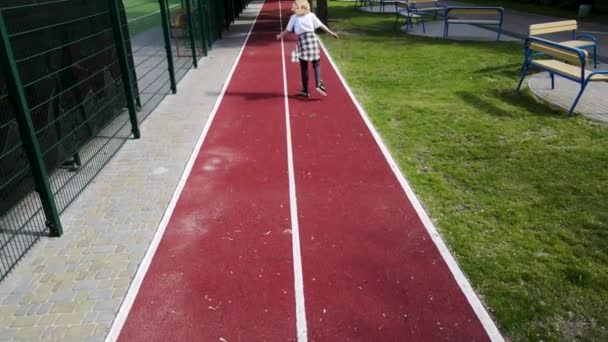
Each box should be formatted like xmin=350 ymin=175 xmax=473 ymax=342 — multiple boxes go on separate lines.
xmin=299 ymin=59 xmax=321 ymax=93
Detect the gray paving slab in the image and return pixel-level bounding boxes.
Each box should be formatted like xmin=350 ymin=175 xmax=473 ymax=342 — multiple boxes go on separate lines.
xmin=0 ymin=1 xmax=262 ymax=341
xmin=401 ymin=20 xmax=519 ymax=41
xmin=527 ymin=66 xmax=608 ymax=121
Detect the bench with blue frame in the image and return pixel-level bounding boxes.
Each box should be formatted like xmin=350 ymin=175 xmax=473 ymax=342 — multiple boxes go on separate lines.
xmin=529 ymin=20 xmax=598 ymax=68
xmin=516 ymin=36 xmax=608 ymax=117
xmin=443 ymin=6 xmax=504 ymax=41
xmin=394 ymin=0 xmax=445 ymax=33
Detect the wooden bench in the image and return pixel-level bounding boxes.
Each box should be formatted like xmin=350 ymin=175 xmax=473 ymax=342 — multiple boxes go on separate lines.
xmin=516 ymin=36 xmax=608 ymax=116
xmin=394 ymin=0 xmax=445 ymax=33
xmin=529 ymin=20 xmax=598 ymax=68
xmin=443 ymin=6 xmax=504 ymax=41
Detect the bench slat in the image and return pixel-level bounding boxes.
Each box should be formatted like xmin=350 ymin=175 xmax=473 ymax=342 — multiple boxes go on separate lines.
xmin=529 ymin=42 xmax=586 ymax=65
xmin=559 ymin=40 xmax=595 ymax=48
xmin=530 ymin=25 xmax=576 ymax=35
xmin=532 ymin=60 xmax=608 ymax=81
xmin=447 ymin=19 xmax=500 ymax=24
xmin=448 ymin=9 xmax=500 ymax=15
xmin=413 ymin=7 xmax=444 ymax=12
xmin=529 ymin=20 xmax=577 ymax=35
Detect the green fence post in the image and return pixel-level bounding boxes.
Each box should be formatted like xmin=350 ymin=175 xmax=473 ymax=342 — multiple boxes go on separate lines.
xmin=197 ymin=0 xmax=209 ymax=55
xmin=216 ymin=0 xmax=223 ymax=39
xmin=108 ymin=0 xmax=140 ymax=138
xmin=0 ymin=12 xmax=63 ymax=237
xmin=158 ymin=0 xmax=177 ymax=93
xmin=225 ymin=0 xmax=232 ymax=27
xmin=201 ymin=0 xmax=212 ymax=50
xmin=184 ymin=0 xmax=198 ymax=68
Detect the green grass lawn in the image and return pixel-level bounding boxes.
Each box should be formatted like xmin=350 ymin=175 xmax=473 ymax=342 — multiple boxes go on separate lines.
xmin=321 ymin=2 xmax=608 ymax=341
xmin=124 ymin=0 xmax=182 ymax=35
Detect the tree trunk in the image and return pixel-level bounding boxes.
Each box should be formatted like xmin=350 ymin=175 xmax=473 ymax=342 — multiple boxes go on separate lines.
xmin=316 ymin=0 xmax=328 ymax=25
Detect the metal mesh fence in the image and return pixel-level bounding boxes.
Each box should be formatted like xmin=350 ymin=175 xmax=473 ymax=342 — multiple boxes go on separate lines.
xmin=0 ymin=0 xmax=133 ymax=281
xmin=0 ymin=0 xmax=251 ymax=282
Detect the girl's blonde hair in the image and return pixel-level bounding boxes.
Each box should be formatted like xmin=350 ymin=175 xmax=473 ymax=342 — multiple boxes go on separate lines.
xmin=294 ymin=0 xmax=311 ymax=15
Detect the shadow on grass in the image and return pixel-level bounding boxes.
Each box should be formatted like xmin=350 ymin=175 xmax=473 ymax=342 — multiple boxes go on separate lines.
xmin=456 ymin=89 xmax=566 ymax=119
xmin=472 ymin=63 xmax=523 ymax=78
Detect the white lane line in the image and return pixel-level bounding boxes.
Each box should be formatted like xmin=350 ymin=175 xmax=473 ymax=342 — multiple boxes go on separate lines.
xmin=104 ymin=2 xmax=263 ymax=341
xmin=278 ymin=0 xmax=308 ymax=341
xmin=318 ymin=39 xmax=505 ymax=342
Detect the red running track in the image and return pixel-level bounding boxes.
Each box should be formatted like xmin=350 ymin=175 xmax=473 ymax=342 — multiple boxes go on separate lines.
xmin=118 ymin=0 xmax=498 ymax=341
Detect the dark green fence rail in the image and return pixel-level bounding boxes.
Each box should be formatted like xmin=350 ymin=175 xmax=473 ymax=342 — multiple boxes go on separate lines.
xmin=0 ymin=0 xmax=251 ymax=283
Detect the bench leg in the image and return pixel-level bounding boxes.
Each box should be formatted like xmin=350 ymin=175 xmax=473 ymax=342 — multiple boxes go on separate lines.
xmin=516 ymin=62 xmax=529 ymax=91
xmin=550 ymin=73 xmax=555 ymax=89
xmin=404 ymin=14 xmax=413 ymax=32
xmin=496 ymin=26 xmax=501 ymax=41
xmin=443 ymin=22 xmax=448 ymax=38
xmin=569 ymin=82 xmax=587 ymax=117
xmin=421 ymin=16 xmax=426 ymax=33
xmin=593 ymin=45 xmax=597 ymax=68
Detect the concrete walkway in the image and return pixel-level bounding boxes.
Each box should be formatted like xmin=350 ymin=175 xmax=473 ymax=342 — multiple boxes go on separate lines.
xmin=0 ymin=2 xmax=262 ymax=341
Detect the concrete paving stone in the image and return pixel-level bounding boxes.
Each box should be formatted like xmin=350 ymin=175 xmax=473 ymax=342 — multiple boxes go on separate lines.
xmin=14 ymin=326 xmax=46 ymax=340
xmin=111 ymin=287 xmax=127 ymax=301
xmin=14 ymin=303 xmax=34 ymax=316
xmin=91 ymin=244 xmax=114 ymax=254
xmin=30 ymin=256 xmax=45 ymax=266
xmin=113 ymin=277 xmax=132 ymax=289
xmin=36 ymin=313 xmax=59 ymax=326
xmin=0 ymin=311 xmax=16 ymax=326
xmin=39 ymin=273 xmax=54 ymax=283
xmin=50 ymin=326 xmax=68 ymax=340
xmin=95 ymin=269 xmax=114 ymax=281
xmin=93 ymin=298 xmax=121 ymax=312
xmin=40 ymin=326 xmax=54 ymax=340
xmin=0 ymin=329 xmax=18 ymax=341
xmin=97 ymin=279 xmax=115 ymax=289
xmin=36 ymin=302 xmax=53 ymax=315
xmin=49 ymin=290 xmax=76 ymax=302
xmin=94 ymin=322 xmax=111 ymax=335
xmin=76 ymin=300 xmax=96 ymax=312
xmin=56 ymin=312 xmax=84 ymax=325
xmin=2 ymin=294 xmax=23 ymax=305
xmin=10 ymin=315 xmax=41 ymax=328
xmin=83 ymin=311 xmax=99 ymax=324
xmin=26 ymin=303 xmax=41 ymax=316
xmin=87 ymin=289 xmax=114 ymax=300
xmin=73 ymin=280 xmax=99 ymax=290
xmin=49 ymin=301 xmax=78 ymax=314
xmin=94 ymin=311 xmax=115 ymax=323
xmin=66 ymin=264 xmax=79 ymax=272
xmin=64 ymin=324 xmax=96 ymax=340
xmin=84 ymin=336 xmax=105 ymax=342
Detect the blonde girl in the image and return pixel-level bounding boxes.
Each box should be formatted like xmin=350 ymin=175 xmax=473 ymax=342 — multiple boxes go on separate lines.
xmin=277 ymin=0 xmax=338 ymax=97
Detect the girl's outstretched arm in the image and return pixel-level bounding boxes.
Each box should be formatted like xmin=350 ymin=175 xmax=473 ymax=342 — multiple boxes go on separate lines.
xmin=276 ymin=30 xmax=290 ymax=40
xmin=317 ymin=23 xmax=338 ymax=39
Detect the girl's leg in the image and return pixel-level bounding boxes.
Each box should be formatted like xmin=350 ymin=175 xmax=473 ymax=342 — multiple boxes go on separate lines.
xmin=299 ymin=59 xmax=309 ymax=94
xmin=312 ymin=59 xmax=321 ymax=87
xmin=312 ymin=60 xmax=326 ymax=95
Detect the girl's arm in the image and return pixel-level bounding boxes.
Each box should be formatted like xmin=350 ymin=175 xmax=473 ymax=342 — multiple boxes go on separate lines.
xmin=317 ymin=23 xmax=339 ymax=39
xmin=276 ymin=29 xmax=291 ymax=40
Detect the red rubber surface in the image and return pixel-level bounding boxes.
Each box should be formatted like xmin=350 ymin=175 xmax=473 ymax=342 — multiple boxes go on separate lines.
xmin=119 ymin=0 xmax=492 ymax=340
